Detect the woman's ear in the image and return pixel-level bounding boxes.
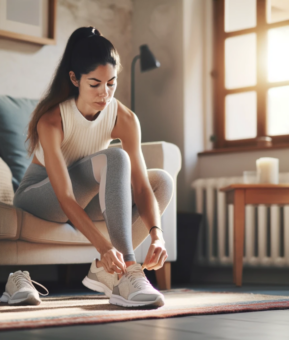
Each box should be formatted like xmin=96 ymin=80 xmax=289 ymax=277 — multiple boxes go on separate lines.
xmin=69 ymin=71 xmax=79 ymax=88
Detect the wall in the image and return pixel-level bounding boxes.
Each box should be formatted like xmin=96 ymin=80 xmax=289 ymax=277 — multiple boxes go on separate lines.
xmin=0 ymin=0 xmax=133 ymax=106
xmin=132 ymin=0 xmax=207 ymax=212
xmin=198 ymin=148 xmax=289 ymax=179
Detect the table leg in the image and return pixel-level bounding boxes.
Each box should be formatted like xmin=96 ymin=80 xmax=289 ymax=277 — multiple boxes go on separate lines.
xmin=233 ymin=190 xmax=245 ymax=287
xmin=155 ymin=262 xmax=171 ymax=290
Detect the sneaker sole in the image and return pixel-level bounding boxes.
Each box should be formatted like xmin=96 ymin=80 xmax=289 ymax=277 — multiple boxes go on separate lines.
xmin=0 ymin=292 xmax=10 ymax=303
xmin=109 ymin=294 xmax=165 ymax=308
xmin=1 ymin=292 xmax=41 ymax=305
xmin=82 ymin=276 xmax=112 ymax=297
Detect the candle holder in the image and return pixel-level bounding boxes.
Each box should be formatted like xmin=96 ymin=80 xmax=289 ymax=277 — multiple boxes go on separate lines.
xmin=243 ymin=171 xmax=257 ymax=184
xmin=256 ymin=157 xmax=279 ymax=184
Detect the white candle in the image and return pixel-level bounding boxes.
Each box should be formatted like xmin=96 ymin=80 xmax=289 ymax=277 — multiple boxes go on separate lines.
xmin=256 ymin=157 xmax=279 ymax=184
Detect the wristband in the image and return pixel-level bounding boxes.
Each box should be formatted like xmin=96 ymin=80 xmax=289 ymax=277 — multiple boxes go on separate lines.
xmin=149 ymin=226 xmax=163 ymax=234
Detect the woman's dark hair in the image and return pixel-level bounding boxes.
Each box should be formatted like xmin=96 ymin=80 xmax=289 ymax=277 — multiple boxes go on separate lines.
xmin=26 ymin=26 xmax=122 ymax=157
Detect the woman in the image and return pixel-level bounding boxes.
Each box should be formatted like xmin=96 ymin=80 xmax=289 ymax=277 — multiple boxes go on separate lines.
xmin=13 ymin=26 xmax=174 ymax=308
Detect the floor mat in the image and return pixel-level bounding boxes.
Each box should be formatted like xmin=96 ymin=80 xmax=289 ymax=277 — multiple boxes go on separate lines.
xmin=1 ymin=289 xmax=289 ymax=331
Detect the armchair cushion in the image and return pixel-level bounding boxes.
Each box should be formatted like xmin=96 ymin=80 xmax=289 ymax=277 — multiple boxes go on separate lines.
xmin=0 ymin=95 xmax=39 ymax=192
xmin=19 ymin=210 xmax=110 ymax=245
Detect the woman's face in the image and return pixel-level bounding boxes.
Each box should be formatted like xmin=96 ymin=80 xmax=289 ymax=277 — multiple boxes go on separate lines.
xmin=71 ymin=63 xmax=117 ymax=110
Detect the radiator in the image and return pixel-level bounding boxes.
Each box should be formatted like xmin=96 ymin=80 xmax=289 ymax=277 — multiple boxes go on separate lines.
xmin=191 ymin=174 xmax=289 ymax=267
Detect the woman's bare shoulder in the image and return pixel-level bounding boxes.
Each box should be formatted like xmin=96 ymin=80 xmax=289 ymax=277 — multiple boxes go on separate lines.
xmin=38 ymin=103 xmax=61 ymax=125
xmin=37 ymin=103 xmax=64 ymax=142
xmin=115 ymin=98 xmax=134 ymax=120
xmin=111 ymin=98 xmax=139 ymax=140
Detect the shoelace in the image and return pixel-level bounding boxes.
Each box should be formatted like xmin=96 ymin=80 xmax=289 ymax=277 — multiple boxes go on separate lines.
xmin=125 ymin=266 xmax=153 ymax=290
xmin=12 ymin=271 xmax=49 ymax=297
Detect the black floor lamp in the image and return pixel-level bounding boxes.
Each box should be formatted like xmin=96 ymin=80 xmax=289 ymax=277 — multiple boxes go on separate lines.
xmin=131 ymin=44 xmax=161 ymax=113
xmin=111 ymin=44 xmax=160 ymax=145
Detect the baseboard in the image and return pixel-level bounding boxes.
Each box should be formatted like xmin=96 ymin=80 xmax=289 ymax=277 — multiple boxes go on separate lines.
xmin=191 ymin=265 xmax=289 ymax=285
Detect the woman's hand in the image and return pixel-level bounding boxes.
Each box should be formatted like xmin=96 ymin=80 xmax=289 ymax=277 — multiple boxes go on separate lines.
xmin=100 ymin=246 xmax=127 ymax=274
xmin=142 ymin=237 xmax=168 ymax=271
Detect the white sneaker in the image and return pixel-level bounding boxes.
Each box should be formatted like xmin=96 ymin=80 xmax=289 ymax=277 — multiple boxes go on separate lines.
xmin=82 ymin=258 xmax=118 ymax=297
xmin=0 ymin=270 xmax=49 ymax=305
xmin=109 ymin=263 xmax=165 ymax=308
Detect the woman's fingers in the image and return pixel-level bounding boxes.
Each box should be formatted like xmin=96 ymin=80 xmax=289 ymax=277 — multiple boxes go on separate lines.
xmin=114 ymin=252 xmax=127 ymax=273
xmin=101 ymin=259 xmax=114 ymax=274
xmin=154 ymin=252 xmax=168 ymax=270
xmin=145 ymin=247 xmax=163 ymax=270
xmin=110 ymin=263 xmax=123 ymax=274
xmin=152 ymin=247 xmax=163 ymax=266
xmin=109 ymin=253 xmax=125 ymax=274
xmin=102 ymin=253 xmax=117 ymax=274
xmin=103 ymin=249 xmax=126 ymax=274
xmin=142 ymin=244 xmax=156 ymax=269
xmin=147 ymin=250 xmax=168 ymax=271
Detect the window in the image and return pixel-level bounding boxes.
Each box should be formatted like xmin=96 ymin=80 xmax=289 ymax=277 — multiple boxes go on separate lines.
xmin=213 ymin=0 xmax=289 ymax=149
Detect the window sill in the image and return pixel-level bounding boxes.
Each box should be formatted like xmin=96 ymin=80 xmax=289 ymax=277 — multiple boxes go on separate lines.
xmin=198 ymin=143 xmax=289 ymax=157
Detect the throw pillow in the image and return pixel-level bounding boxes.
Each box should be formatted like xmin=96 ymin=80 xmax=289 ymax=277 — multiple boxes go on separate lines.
xmin=0 ymin=95 xmax=39 ymax=193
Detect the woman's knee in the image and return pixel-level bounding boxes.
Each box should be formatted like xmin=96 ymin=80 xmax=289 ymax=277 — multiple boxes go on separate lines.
xmin=90 ymin=147 xmax=130 ymax=180
xmin=105 ymin=147 xmax=131 ymax=173
xmin=92 ymin=147 xmax=130 ymax=164
xmin=107 ymin=147 xmax=130 ymax=162
xmin=148 ymin=169 xmax=174 ymax=202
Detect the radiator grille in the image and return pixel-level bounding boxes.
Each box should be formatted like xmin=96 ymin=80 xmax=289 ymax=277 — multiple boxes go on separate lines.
xmin=191 ymin=174 xmax=289 ymax=267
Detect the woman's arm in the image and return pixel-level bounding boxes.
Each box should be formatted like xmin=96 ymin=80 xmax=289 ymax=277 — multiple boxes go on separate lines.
xmin=37 ymin=110 xmax=126 ymax=274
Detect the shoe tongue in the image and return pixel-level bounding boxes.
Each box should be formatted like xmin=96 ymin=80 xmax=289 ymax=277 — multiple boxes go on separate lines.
xmin=22 ymin=271 xmax=31 ymax=279
xmin=11 ymin=270 xmax=24 ymax=278
xmin=126 ymin=263 xmax=142 ymax=273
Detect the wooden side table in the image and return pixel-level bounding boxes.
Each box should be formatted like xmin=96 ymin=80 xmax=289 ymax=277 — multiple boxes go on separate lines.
xmin=219 ymin=184 xmax=289 ymax=287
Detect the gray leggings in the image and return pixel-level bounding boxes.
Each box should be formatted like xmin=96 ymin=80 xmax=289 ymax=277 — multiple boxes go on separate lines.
xmin=13 ymin=147 xmax=174 ymax=262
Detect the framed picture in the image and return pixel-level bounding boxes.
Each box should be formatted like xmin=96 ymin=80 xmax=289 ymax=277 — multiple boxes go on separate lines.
xmin=0 ymin=0 xmax=57 ymax=45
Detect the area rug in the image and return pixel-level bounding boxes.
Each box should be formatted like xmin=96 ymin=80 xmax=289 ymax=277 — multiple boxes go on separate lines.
xmin=1 ymin=289 xmax=289 ymax=331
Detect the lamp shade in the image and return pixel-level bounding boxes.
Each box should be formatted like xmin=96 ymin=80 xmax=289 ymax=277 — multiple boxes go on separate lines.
xmin=139 ymin=44 xmax=160 ymax=72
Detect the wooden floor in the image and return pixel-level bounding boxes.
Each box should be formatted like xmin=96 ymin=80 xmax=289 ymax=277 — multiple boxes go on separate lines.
xmin=2 ymin=284 xmax=289 ymax=340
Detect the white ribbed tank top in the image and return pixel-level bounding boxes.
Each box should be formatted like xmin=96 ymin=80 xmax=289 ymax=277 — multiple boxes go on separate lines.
xmin=34 ymin=95 xmax=118 ymax=167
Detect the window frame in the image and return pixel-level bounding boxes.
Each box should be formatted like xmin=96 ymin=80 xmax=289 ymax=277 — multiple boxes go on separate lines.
xmin=213 ymin=0 xmax=289 ymax=149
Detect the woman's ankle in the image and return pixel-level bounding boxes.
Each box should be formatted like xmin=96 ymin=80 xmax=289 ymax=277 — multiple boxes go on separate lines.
xmin=125 ymin=261 xmax=136 ymax=268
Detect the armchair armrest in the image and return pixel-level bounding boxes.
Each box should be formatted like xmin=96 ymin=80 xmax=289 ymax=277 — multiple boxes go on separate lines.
xmin=0 ymin=157 xmax=14 ymax=205
xmin=0 ymin=157 xmax=20 ymax=241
